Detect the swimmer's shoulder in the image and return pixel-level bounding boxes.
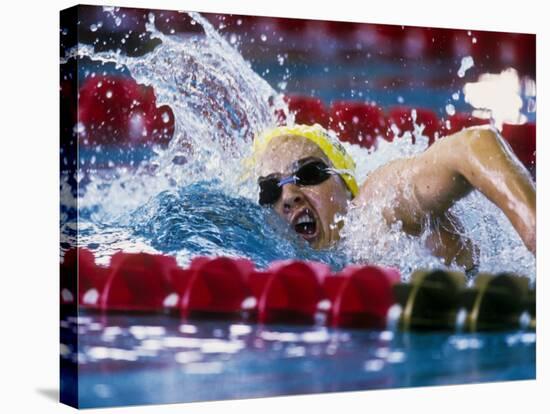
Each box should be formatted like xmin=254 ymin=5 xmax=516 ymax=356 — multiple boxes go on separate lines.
xmin=353 ymin=157 xmax=415 ymax=207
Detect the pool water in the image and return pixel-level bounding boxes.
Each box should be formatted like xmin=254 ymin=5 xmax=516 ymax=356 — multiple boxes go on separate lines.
xmin=64 ymin=312 xmax=535 ymax=408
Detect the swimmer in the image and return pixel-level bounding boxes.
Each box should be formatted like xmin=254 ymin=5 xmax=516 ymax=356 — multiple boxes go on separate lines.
xmin=251 ymin=124 xmax=536 ymax=271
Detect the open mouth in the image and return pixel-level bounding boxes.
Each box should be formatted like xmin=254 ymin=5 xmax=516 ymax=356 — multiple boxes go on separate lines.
xmin=292 ymin=208 xmax=319 ymax=241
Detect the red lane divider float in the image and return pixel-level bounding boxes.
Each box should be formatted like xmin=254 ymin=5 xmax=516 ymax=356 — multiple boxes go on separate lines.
xmin=329 ymin=101 xmax=387 ymax=149
xmin=257 ymin=261 xmax=331 ymax=324
xmin=60 ymin=248 xmax=110 ymax=307
xmin=61 ymin=248 xmax=401 ymax=329
xmin=284 ymin=95 xmax=330 ymax=128
xmin=100 ymin=252 xmax=179 ymax=312
xmin=181 ymin=257 xmax=255 ymax=319
xmin=61 ymin=249 xmax=536 ymax=331
xmin=77 ymin=76 xmax=174 ymax=147
xmin=328 ymin=266 xmax=400 ymax=329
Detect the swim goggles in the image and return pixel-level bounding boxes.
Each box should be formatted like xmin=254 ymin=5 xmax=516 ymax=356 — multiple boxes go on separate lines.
xmin=249 ymin=124 xmax=359 ymax=197
xmin=258 ymin=158 xmax=334 ymax=206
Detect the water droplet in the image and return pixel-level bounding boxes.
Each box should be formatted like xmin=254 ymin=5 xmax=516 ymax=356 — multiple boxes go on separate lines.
xmin=260 ymin=34 xmax=267 ymax=42
xmin=105 ymin=90 xmax=113 ymax=99
xmin=161 ymin=112 xmax=170 ymax=123
xmin=457 ymin=56 xmax=474 ymax=78
xmin=74 ymin=122 xmax=86 ymax=134
xmin=229 ymin=34 xmax=237 ymax=45
xmin=90 ymin=24 xmax=98 ymax=32
xmin=445 ymin=104 xmax=456 ymax=116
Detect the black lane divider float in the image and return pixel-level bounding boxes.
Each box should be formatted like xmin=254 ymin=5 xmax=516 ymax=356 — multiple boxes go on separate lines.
xmin=60 ymin=248 xmax=535 ymax=332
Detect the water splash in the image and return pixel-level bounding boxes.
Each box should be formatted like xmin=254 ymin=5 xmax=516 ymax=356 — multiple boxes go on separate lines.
xmin=71 ymin=12 xmax=287 ymax=221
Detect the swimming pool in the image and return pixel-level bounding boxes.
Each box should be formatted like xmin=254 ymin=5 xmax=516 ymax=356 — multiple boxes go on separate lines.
xmin=60 ymin=6 xmax=536 ymax=409
xmin=63 ymin=313 xmax=534 ymax=408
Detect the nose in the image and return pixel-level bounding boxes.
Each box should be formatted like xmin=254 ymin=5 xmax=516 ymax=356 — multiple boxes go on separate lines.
xmin=280 ymin=184 xmax=305 ymax=214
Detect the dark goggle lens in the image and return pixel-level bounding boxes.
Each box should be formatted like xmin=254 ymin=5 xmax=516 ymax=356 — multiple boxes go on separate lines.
xmin=295 ymin=161 xmax=331 ymax=185
xmin=258 ymin=178 xmax=281 ymax=206
xmin=258 ymin=160 xmax=331 ymax=206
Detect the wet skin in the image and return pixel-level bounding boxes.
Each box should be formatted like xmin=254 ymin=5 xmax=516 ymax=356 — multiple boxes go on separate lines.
xmin=257 ymin=127 xmax=536 ymax=269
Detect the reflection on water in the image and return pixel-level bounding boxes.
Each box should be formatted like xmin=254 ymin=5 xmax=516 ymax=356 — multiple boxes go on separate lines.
xmin=62 ymin=313 xmax=535 ymax=408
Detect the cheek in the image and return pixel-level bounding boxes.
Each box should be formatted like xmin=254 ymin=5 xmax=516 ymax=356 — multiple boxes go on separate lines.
xmin=272 ymin=200 xmax=285 ymax=217
xmin=306 ymin=180 xmax=347 ymax=221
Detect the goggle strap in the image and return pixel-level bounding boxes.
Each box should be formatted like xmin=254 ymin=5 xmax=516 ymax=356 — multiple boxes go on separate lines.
xmin=277 ymin=175 xmax=297 ymax=187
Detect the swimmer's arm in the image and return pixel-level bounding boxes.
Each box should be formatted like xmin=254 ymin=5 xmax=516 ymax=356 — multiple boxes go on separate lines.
xmin=409 ymin=127 xmax=536 ymax=253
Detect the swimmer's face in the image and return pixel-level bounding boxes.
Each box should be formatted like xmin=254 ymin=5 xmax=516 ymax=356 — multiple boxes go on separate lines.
xmin=257 ymin=135 xmax=350 ymax=249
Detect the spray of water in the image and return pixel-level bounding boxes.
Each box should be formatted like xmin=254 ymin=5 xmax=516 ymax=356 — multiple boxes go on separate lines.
xmin=70 ymin=12 xmax=287 ymax=221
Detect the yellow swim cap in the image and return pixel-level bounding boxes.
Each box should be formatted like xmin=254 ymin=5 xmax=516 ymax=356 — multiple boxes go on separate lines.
xmin=249 ymin=124 xmax=359 ymax=197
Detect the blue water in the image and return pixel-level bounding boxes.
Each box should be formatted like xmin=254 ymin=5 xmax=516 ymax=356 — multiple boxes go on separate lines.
xmin=76 ymin=180 xmax=349 ymax=269
xmin=129 ymin=181 xmax=349 ymax=269
xmin=65 ymin=312 xmax=535 ymax=408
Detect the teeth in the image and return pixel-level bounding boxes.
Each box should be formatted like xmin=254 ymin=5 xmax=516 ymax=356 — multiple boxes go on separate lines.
xmin=296 ymin=213 xmax=314 ymax=225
